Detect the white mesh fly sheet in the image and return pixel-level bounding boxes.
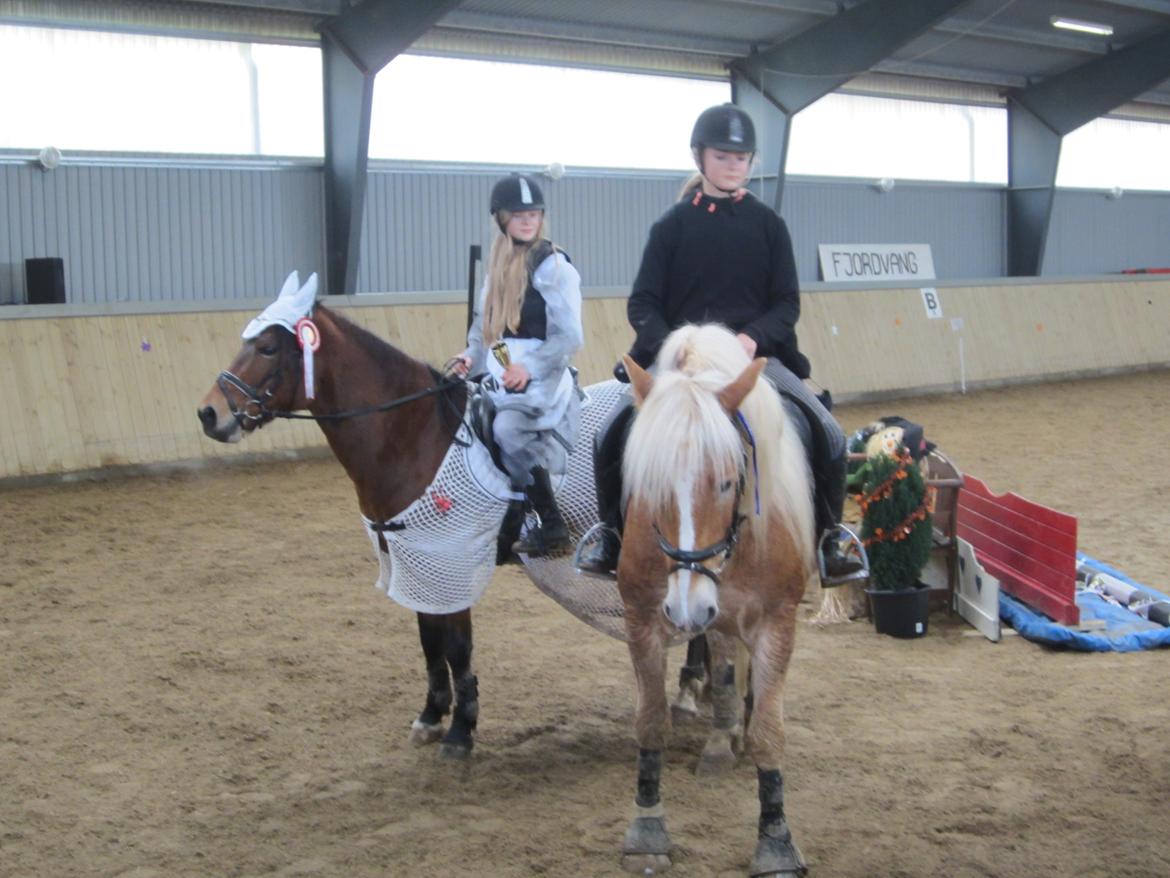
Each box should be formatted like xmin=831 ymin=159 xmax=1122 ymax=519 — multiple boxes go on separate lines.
xmin=362 ymin=380 xmax=633 ymax=639
xmin=364 ymin=424 xmax=519 ymax=614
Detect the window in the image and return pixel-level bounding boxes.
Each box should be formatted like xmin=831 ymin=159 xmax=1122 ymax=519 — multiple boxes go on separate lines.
xmin=1058 ymin=116 xmax=1170 ymax=191
xmin=369 ymin=55 xmax=729 ymax=169
xmin=0 ymin=25 xmax=322 ymax=156
xmin=788 ymin=92 xmax=1007 ymax=184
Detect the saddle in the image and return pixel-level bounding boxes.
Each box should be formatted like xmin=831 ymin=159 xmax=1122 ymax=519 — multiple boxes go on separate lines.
xmin=466 ymin=367 xmax=583 ymax=476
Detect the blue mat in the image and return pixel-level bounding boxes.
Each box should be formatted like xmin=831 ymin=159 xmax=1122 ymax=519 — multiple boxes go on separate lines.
xmin=999 ymin=553 xmax=1170 ymax=652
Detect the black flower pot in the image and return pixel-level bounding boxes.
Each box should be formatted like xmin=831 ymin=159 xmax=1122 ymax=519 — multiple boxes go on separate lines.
xmin=865 ymin=583 xmax=931 ymax=638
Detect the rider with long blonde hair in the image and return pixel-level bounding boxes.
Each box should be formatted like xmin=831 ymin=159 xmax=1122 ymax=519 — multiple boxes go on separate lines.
xmin=454 ymin=173 xmax=583 ymax=557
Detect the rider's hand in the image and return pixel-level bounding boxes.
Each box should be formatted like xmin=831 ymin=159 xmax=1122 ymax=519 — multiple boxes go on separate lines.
xmin=451 ymin=355 xmax=472 ymax=377
xmin=502 ymin=362 xmax=530 ymax=391
xmin=736 ymin=333 xmax=757 ymax=358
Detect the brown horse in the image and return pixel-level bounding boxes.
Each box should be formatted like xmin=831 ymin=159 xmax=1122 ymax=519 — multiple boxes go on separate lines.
xmin=197 ymin=276 xmax=483 ymax=758
xmin=617 ymin=324 xmax=815 ymax=876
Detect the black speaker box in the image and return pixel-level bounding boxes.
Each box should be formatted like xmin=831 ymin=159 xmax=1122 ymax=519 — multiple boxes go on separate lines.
xmin=25 ymin=257 xmax=66 ymax=305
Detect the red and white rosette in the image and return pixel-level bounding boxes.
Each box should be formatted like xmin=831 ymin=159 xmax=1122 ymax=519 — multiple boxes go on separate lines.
xmin=295 ymin=317 xmax=321 ymax=399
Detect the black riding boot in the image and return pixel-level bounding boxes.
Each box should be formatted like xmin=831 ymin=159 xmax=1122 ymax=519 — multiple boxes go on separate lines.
xmin=577 ymin=399 xmax=634 ymax=576
xmin=513 ymin=467 xmax=570 ymax=556
xmin=496 ymin=498 xmax=526 ymax=565
xmin=818 ymin=450 xmax=865 ymax=582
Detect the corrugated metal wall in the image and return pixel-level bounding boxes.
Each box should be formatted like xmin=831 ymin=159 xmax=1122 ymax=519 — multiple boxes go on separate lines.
xmin=4 ymin=157 xmax=1169 ymax=305
xmin=1 ymin=161 xmax=323 ymax=304
xmin=358 ymin=169 xmax=681 ymax=293
xmin=782 ymin=180 xmax=1005 ymax=280
xmin=1047 ymin=190 xmax=1170 ymax=274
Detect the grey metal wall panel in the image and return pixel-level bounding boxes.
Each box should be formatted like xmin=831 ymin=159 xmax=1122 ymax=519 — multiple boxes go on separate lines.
xmin=357 ymin=168 xmax=680 ymax=293
xmin=1046 ymin=190 xmax=1170 ymax=275
xmin=781 ymin=180 xmax=1006 ymax=280
xmin=5 ymin=158 xmax=1170 ymax=307
xmin=0 ymin=161 xmax=324 ymax=304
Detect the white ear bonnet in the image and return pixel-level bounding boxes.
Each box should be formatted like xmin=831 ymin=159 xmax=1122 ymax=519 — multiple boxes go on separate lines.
xmin=242 ymin=271 xmax=319 ymax=339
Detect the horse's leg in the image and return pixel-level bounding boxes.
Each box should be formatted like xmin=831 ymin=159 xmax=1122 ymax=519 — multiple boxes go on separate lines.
xmin=438 ymin=610 xmax=478 ymax=760
xmin=671 ymin=634 xmax=707 ymax=722
xmin=744 ymin=617 xmax=806 ymax=878
xmin=695 ymin=630 xmax=742 ymax=776
xmin=621 ymin=619 xmax=673 ymax=874
xmin=410 ymin=612 xmax=452 ymax=746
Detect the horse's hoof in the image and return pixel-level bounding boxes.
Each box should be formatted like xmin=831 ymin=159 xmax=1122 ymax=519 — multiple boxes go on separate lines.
xmin=409 ymin=720 xmax=444 ymax=747
xmin=749 ymin=835 xmax=807 ymax=877
xmin=438 ymin=741 xmax=472 ymax=761
xmin=695 ymin=746 xmax=736 ymax=776
xmin=621 ymin=853 xmax=672 ymax=874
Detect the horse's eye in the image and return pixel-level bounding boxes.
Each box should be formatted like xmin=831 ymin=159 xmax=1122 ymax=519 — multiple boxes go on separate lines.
xmin=258 ymin=344 xmax=278 ymax=357
xmin=719 ymin=480 xmax=733 ymax=493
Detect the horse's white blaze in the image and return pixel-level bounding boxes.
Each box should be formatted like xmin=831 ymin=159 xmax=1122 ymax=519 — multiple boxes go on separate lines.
xmin=663 ymin=475 xmax=719 ymax=633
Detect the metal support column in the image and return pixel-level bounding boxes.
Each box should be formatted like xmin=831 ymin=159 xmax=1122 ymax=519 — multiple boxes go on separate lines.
xmin=322 ymin=40 xmax=374 ymax=296
xmin=1006 ymin=27 xmax=1170 ymax=275
xmin=317 ymin=0 xmax=465 ymax=294
xmin=730 ymin=0 xmax=969 ymax=214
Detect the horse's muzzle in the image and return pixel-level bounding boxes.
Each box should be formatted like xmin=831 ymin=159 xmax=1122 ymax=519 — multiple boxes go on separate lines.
xmin=198 ymin=405 xmax=242 ymax=443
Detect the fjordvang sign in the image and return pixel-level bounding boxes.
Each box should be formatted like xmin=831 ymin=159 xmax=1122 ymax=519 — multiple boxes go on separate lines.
xmin=819 ymin=243 xmax=935 ymax=282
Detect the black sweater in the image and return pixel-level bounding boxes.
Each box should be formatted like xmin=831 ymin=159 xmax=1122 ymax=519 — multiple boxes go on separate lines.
xmin=626 ymin=190 xmax=809 ymax=378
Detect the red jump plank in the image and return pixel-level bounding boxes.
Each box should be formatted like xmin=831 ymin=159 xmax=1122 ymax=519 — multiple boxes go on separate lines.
xmin=956 ymin=474 xmax=1079 ymax=626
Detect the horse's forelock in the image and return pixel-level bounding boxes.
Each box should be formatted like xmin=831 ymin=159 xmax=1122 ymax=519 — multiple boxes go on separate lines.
xmin=623 ymin=370 xmax=744 ymax=520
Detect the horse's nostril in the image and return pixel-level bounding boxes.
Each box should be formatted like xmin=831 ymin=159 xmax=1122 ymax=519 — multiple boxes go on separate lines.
xmin=705 ymin=606 xmax=716 ymax=622
xmin=198 ymin=406 xmax=216 ymax=428
xmin=662 ymin=604 xmax=673 ymax=621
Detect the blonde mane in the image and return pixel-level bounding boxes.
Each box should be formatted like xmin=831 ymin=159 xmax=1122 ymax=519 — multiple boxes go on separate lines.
xmin=623 ymin=324 xmax=815 ymax=557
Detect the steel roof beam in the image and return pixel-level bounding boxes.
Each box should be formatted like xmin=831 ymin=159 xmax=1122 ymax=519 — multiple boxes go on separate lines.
xmin=1014 ymin=27 xmax=1170 ymax=135
xmin=731 ymin=0 xmax=972 ymax=212
xmin=1007 ymin=26 xmax=1170 ymax=275
xmin=318 ymin=0 xmax=462 ymax=294
xmin=319 ymin=0 xmax=463 ymax=75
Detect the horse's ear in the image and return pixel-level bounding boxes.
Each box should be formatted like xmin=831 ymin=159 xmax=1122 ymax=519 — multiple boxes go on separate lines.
xmin=277 ymin=270 xmax=300 ymax=299
xmin=718 ymin=357 xmax=767 ymax=412
xmin=624 ymin=355 xmax=654 ymax=404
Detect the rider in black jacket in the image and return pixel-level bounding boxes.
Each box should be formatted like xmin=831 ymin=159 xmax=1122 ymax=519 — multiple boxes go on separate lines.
xmin=578 ymin=103 xmax=864 ymax=585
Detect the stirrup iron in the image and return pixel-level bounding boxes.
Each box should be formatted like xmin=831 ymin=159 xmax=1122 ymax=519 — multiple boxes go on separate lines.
xmin=818 ymin=523 xmax=869 ymax=588
xmin=574 ymin=522 xmax=621 ymax=580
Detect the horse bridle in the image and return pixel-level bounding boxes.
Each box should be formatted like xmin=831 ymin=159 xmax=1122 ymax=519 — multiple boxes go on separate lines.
xmin=217 ymin=365 xmax=289 ymax=424
xmin=652 ymin=463 xmax=747 ymax=586
xmin=216 ymin=331 xmax=465 ymax=426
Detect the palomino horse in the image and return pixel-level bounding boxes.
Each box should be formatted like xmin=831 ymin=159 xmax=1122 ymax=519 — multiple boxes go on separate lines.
xmin=197 ymin=274 xmax=482 ymax=759
xmin=617 ymin=324 xmax=815 ymax=876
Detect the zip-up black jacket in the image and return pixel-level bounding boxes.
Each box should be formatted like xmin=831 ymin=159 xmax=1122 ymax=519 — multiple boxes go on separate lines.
xmin=626 ymin=190 xmax=810 ymax=379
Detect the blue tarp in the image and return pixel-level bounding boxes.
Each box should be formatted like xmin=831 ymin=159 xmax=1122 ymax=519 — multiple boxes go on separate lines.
xmin=999 ymin=553 xmax=1170 ymax=652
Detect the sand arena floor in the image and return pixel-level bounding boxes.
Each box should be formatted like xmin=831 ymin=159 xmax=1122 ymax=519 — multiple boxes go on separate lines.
xmin=2 ymin=370 xmax=1169 ymax=877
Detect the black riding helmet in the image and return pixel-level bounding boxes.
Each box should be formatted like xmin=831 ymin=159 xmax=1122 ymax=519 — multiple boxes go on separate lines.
xmin=489 ymin=173 xmax=545 ymax=216
xmin=691 ymin=103 xmax=756 ymax=154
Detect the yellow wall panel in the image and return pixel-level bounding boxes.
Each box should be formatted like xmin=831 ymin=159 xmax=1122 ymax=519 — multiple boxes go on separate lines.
xmin=2 ymin=278 xmax=1168 ymax=479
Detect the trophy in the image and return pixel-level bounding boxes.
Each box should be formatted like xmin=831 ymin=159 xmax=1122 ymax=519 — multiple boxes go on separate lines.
xmin=490 ymin=340 xmax=511 ymax=368
xmin=490 ymin=341 xmax=518 ymax=393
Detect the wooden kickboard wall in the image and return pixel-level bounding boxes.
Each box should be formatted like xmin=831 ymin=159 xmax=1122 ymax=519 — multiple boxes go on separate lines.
xmin=1 ymin=277 xmax=1168 ymax=479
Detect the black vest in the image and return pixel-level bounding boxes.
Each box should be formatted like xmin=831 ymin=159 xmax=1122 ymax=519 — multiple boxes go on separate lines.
xmin=503 ymin=241 xmax=570 ymax=342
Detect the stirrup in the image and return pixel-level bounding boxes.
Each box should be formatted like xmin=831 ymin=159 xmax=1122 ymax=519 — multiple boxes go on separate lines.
xmin=574 ymin=522 xmax=621 ymax=581
xmin=818 ymin=524 xmax=869 ymax=588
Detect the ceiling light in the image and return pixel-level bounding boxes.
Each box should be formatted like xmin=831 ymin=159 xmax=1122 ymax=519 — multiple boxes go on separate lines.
xmin=1050 ymin=16 xmax=1113 ymax=37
